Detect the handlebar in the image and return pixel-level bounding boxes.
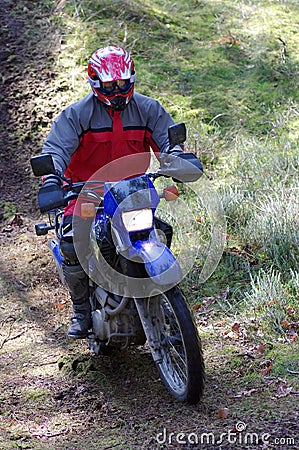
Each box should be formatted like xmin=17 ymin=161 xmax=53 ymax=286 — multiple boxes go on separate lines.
xmin=41 ymin=173 xmax=166 ymax=214
xmin=62 ymin=173 xmax=162 ymax=200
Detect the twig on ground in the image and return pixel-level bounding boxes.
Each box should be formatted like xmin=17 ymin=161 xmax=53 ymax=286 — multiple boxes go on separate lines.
xmin=286 ymin=368 xmax=299 ymax=375
xmin=103 ymin=444 xmax=123 ymax=449
xmin=0 ymin=330 xmax=25 ymax=349
xmin=38 ymin=360 xmax=59 ymax=366
xmin=30 ymin=426 xmax=69 ymax=439
xmin=0 ymin=319 xmax=25 ymax=349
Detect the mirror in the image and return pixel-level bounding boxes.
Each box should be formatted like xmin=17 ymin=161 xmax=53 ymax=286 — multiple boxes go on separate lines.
xmin=30 ymin=154 xmax=56 ymax=176
xmin=168 ymin=122 xmax=186 ymax=150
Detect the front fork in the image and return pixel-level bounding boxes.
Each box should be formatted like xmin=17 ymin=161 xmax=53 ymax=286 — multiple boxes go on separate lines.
xmin=134 ymin=296 xmax=165 ymax=364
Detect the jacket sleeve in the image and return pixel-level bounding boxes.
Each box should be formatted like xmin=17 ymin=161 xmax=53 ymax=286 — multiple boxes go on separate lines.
xmin=41 ymin=95 xmax=93 ymax=175
xmin=143 ymin=97 xmax=183 ymax=156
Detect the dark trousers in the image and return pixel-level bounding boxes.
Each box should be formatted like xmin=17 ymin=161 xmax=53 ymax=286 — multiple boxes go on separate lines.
xmin=59 ymin=215 xmax=92 ymax=305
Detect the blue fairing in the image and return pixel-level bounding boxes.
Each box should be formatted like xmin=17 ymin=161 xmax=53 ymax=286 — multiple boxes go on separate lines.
xmin=104 ymin=174 xmax=160 ymax=216
xmin=132 ymin=239 xmax=182 ymax=285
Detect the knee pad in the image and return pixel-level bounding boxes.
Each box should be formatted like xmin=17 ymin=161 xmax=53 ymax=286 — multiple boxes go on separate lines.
xmin=62 ymin=263 xmax=89 ymax=302
xmin=60 ymin=239 xmax=78 ymax=265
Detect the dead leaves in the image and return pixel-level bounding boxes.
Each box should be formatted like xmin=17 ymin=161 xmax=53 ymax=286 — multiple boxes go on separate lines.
xmin=276 ymin=383 xmax=293 ymax=398
xmin=193 ymin=303 xmax=201 ymax=311
xmin=256 ymin=343 xmax=266 ymax=355
xmin=217 ymin=379 xmax=297 ymax=424
xmin=192 ymin=287 xmax=298 ymax=415
xmin=1 ymin=213 xmax=24 ymax=233
xmin=280 ymin=316 xmax=299 ymax=343
xmin=54 ymin=299 xmax=67 ymax=311
xmin=210 ymin=34 xmax=241 ymax=47
xmin=222 ymin=320 xmax=247 ymax=341
xmin=234 ymin=387 xmax=261 ymax=398
xmin=264 ymin=378 xmax=298 ymax=399
xmin=231 ymin=322 xmax=241 ymax=333
xmin=192 ymin=288 xmax=230 ymax=317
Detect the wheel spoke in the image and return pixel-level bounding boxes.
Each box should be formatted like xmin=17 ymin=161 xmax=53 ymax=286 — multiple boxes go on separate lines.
xmin=168 ymin=352 xmax=187 ymax=383
xmin=165 ymin=335 xmax=187 ymax=372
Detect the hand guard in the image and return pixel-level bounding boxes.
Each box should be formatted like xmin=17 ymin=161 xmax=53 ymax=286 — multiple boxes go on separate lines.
xmin=158 ymin=152 xmax=203 ymax=183
xmin=38 ymin=175 xmax=66 ymax=213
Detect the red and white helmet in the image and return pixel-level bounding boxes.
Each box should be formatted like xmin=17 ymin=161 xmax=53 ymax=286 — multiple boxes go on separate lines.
xmin=88 ymin=46 xmax=136 ymax=111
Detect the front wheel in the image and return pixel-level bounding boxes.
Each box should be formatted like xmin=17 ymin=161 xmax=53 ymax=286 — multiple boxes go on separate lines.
xmin=155 ymin=286 xmax=205 ymax=404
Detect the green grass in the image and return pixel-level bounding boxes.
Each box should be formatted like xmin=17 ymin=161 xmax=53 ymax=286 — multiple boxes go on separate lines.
xmin=53 ymin=0 xmax=299 ymax=132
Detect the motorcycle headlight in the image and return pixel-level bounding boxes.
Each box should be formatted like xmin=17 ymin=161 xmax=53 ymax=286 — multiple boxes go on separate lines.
xmin=122 ymin=208 xmax=153 ymax=232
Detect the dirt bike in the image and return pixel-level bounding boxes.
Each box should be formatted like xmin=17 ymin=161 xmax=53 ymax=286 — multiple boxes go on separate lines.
xmin=30 ymin=123 xmax=205 ymax=404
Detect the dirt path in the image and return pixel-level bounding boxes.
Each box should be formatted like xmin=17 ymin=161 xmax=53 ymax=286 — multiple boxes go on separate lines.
xmin=0 ymin=1 xmax=298 ymax=449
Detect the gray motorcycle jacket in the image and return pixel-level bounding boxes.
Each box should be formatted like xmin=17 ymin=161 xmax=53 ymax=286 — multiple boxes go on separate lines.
xmin=42 ymin=92 xmax=179 ymax=181
xmin=42 ymin=91 xmax=203 ymax=214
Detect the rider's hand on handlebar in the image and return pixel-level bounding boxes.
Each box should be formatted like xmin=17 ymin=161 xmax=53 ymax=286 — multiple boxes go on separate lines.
xmin=43 ymin=174 xmax=63 ymax=186
xmin=38 ymin=174 xmax=66 ymax=213
xmin=158 ymin=152 xmax=203 ymax=183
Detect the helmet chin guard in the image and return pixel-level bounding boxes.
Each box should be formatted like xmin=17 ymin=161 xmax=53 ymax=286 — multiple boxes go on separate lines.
xmin=110 ymin=96 xmax=128 ymax=111
xmin=88 ymin=46 xmax=135 ymax=110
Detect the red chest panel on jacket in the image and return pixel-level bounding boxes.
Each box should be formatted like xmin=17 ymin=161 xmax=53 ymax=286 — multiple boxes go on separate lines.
xmin=64 ymin=115 xmax=151 ymax=182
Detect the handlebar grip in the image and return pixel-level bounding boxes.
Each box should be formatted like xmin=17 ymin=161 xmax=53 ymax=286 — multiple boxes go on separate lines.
xmin=38 ymin=184 xmax=67 ymax=213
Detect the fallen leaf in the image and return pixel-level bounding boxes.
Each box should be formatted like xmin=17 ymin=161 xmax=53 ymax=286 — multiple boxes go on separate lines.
xmin=218 ymin=407 xmax=229 ymax=419
xmin=10 ymin=214 xmax=23 ymax=227
xmin=232 ymin=322 xmax=241 ymax=333
xmin=235 ymin=388 xmax=260 ymax=398
xmin=215 ymin=318 xmax=227 ymax=327
xmin=256 ymin=343 xmax=266 ymax=355
xmin=284 ymin=307 xmax=296 ymax=316
xmin=276 ymin=384 xmax=293 ymax=398
xmin=54 ymin=303 xmax=66 ymax=311
xmin=259 ymin=363 xmax=273 ymax=376
xmin=223 ymin=331 xmax=235 ymax=340
xmin=193 ymin=304 xmax=202 ymax=311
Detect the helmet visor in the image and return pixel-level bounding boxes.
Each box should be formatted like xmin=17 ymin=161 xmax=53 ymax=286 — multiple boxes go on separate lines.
xmin=101 ymin=79 xmax=132 ymax=95
xmin=89 ymin=72 xmax=136 ymax=97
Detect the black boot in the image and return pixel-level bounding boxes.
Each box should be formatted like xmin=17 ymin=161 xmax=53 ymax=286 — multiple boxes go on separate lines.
xmin=62 ymin=263 xmax=91 ymax=339
xmin=67 ymin=300 xmax=92 ymax=339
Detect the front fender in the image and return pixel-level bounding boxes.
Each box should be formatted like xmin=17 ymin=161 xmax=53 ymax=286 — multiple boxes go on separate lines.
xmin=132 ymin=239 xmax=182 ymax=285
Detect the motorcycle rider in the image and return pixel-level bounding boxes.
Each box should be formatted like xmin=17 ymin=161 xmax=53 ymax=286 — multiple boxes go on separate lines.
xmin=39 ymin=45 xmax=202 ymax=339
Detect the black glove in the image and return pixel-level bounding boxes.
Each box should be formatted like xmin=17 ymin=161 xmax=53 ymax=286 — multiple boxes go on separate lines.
xmin=38 ymin=175 xmax=66 ymax=213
